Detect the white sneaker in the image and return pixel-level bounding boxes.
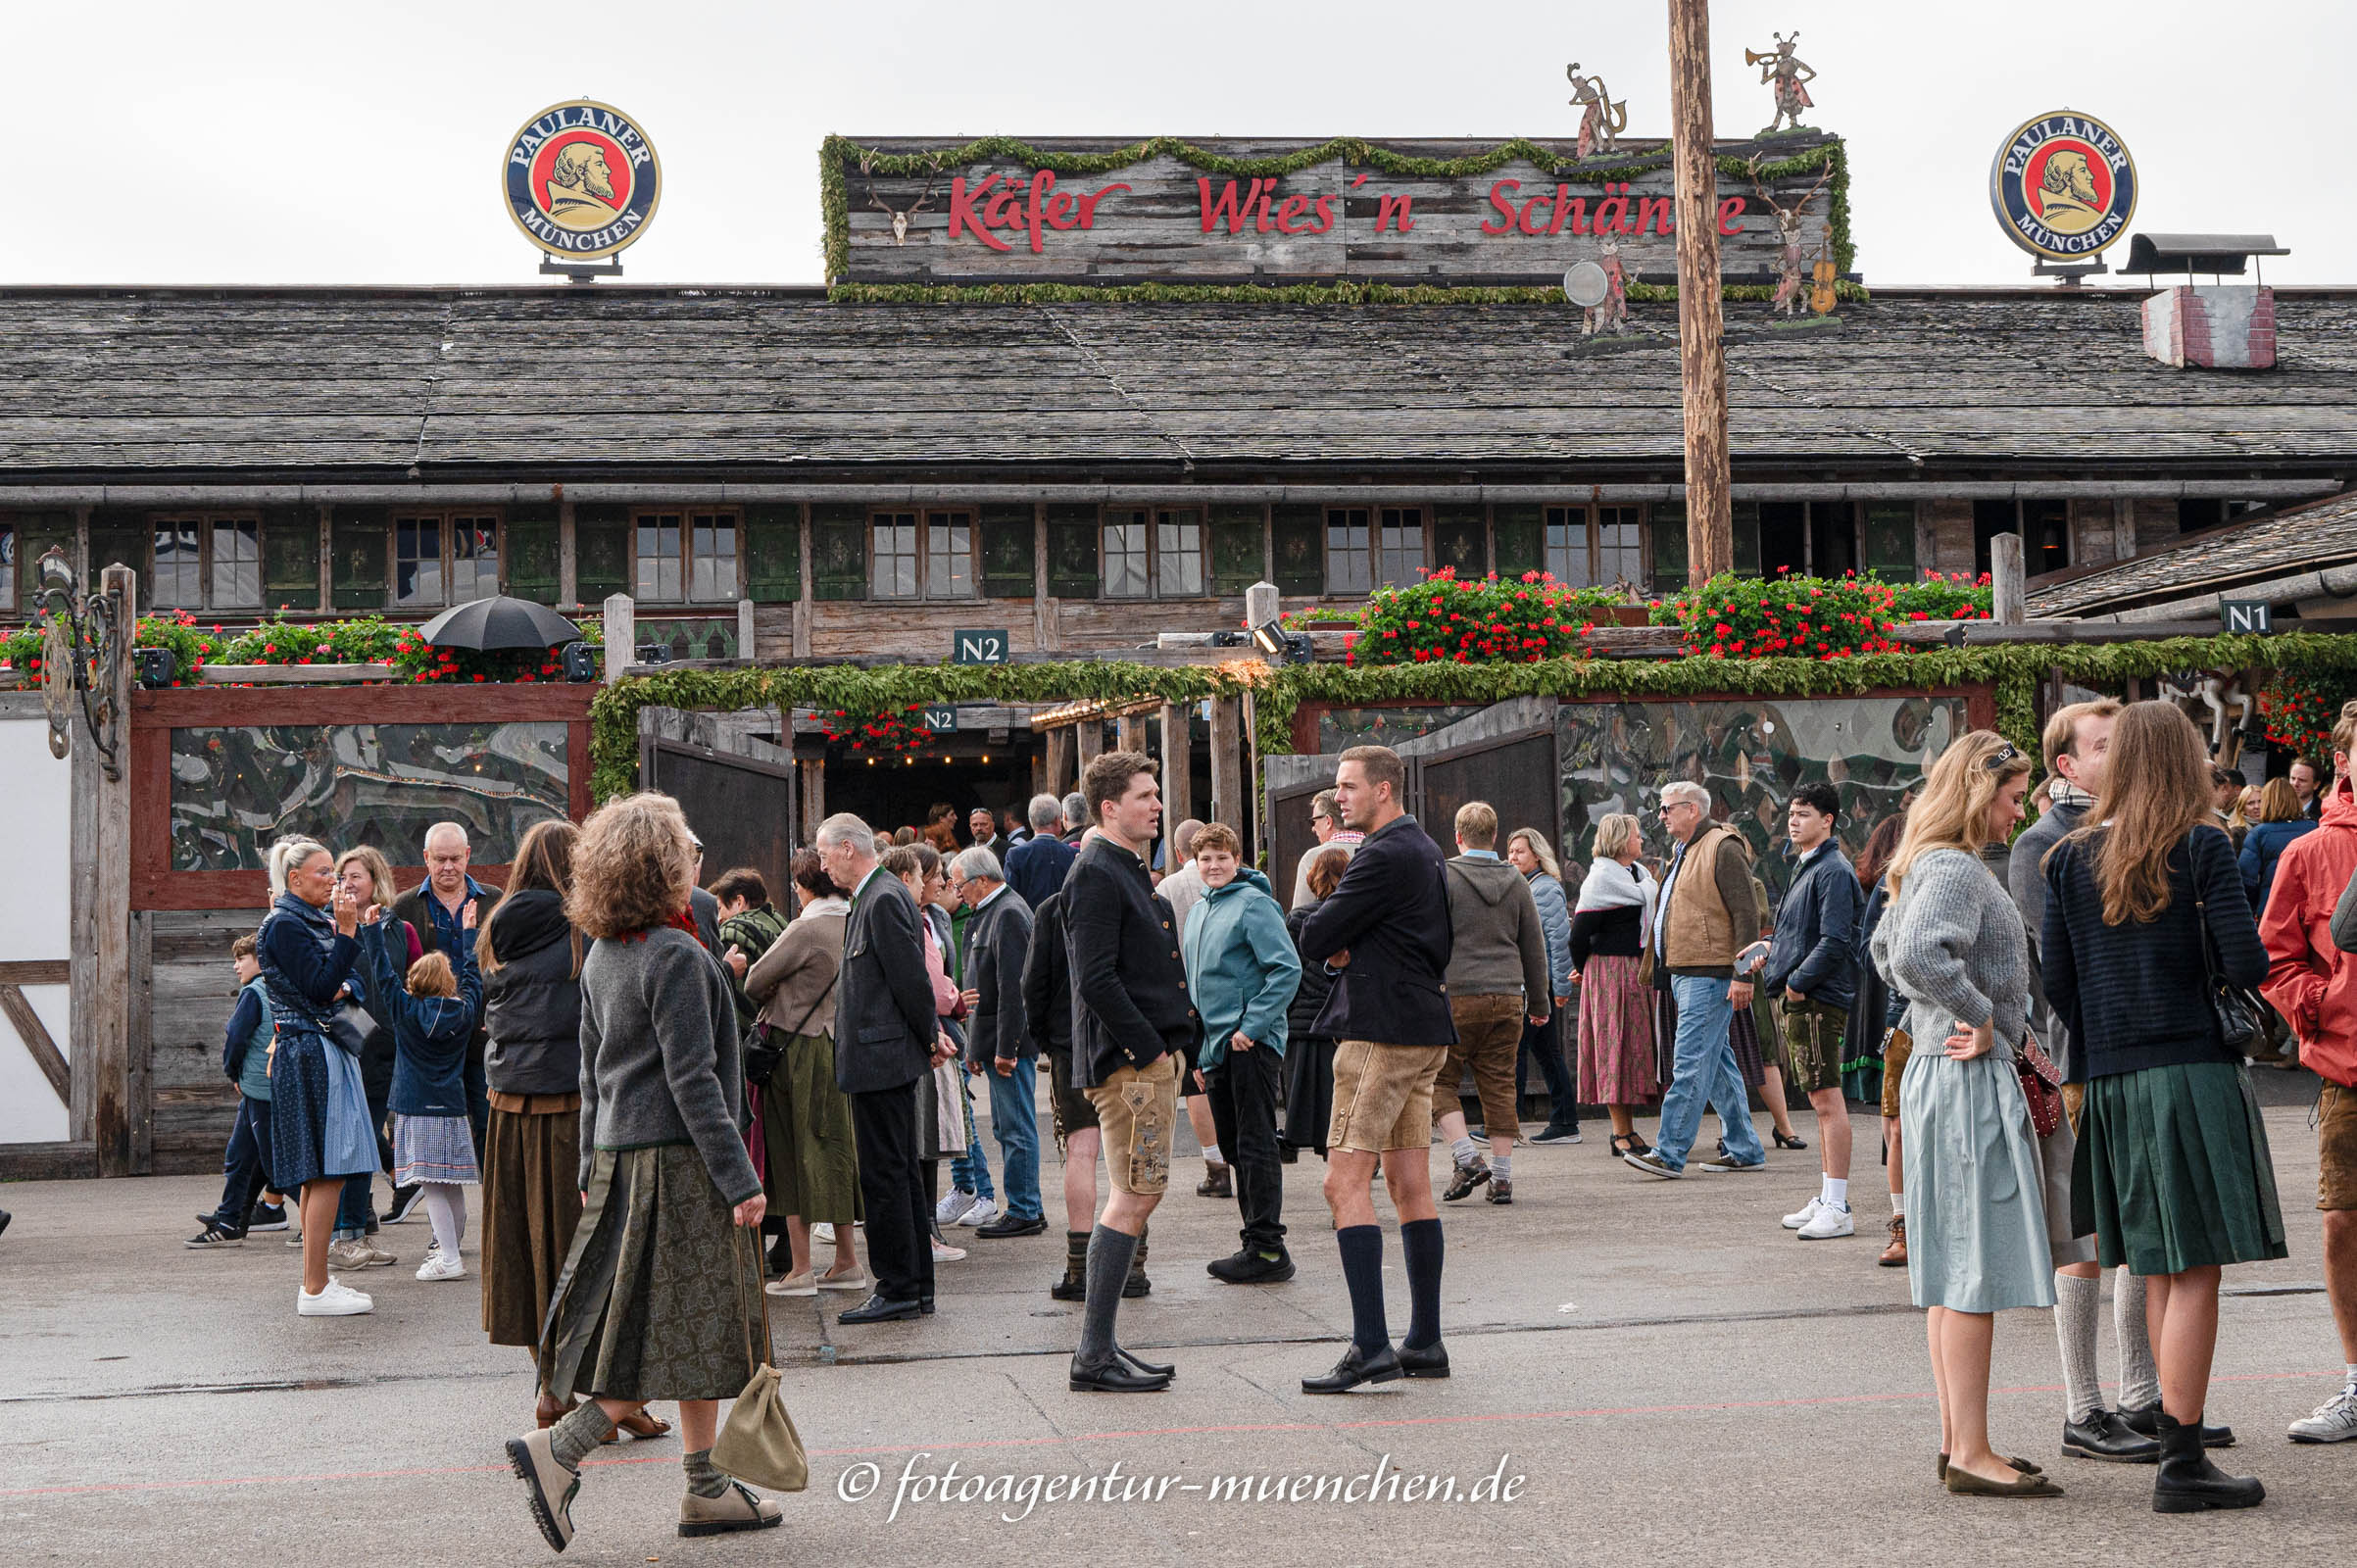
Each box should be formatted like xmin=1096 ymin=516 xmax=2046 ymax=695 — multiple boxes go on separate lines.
xmin=1782 ymin=1195 xmax=1824 ymax=1230
xmin=1796 ymin=1202 xmax=1855 ymax=1241
xmin=416 ymin=1251 xmax=466 ymax=1282
xmin=935 ymin=1190 xmax=979 ymax=1225
xmin=958 ymin=1197 xmax=999 ymax=1228
xmin=297 ymin=1278 xmax=374 ymax=1316
xmin=931 ymin=1238 xmax=967 ymax=1263
xmin=2288 ymin=1387 xmax=2357 ymax=1443
xmin=810 ymin=1223 xmax=835 ymax=1246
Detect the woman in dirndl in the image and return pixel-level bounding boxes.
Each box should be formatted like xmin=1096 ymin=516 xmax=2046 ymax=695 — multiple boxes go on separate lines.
xmin=257 ymin=836 xmax=372 ymax=1316
xmin=506 ymin=793 xmax=781 ymax=1550
xmin=2041 ymin=701 xmax=2281 ymax=1512
xmin=1569 ymin=813 xmax=1660 ymax=1158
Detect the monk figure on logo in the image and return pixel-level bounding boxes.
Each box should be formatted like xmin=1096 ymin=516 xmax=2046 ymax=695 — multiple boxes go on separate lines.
xmin=2034 ymin=149 xmax=2104 ymax=234
xmin=545 ymin=142 xmax=621 ymax=230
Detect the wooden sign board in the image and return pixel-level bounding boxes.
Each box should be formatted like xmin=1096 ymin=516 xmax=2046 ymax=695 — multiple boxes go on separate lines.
xmin=919 ymin=706 xmax=961 ymax=732
xmin=952 ymin=628 xmax=1009 ymax=664
xmin=2221 ymin=600 xmax=2273 ymax=635
xmin=834 ymin=133 xmax=1842 ymax=288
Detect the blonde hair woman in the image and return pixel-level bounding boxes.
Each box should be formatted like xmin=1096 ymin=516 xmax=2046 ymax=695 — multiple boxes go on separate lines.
xmin=1871 ymin=731 xmax=2062 ymax=1497
xmin=1568 ymin=814 xmax=1660 ymax=1156
xmin=508 ymin=794 xmax=779 ymax=1550
xmin=331 ymin=845 xmax=420 ymax=1252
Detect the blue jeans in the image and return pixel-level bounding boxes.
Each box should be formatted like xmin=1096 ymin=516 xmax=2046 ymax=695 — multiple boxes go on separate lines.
xmin=984 ymin=1057 xmax=1043 ymax=1221
xmin=949 ymin=1075 xmax=996 ymax=1202
xmin=205 ymin=1095 xmax=275 ymax=1231
xmin=1655 ymin=975 xmax=1763 ymax=1171
xmin=334 ymin=1171 xmax=374 ymax=1241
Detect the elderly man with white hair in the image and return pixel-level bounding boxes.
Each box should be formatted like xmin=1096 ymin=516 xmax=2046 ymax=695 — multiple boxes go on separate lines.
xmin=391 ymin=820 xmax=499 ymax=1157
xmin=1005 ymin=793 xmax=1077 ymax=911
xmin=955 ymin=846 xmax=1045 ymax=1237
xmin=1623 ymin=782 xmax=1767 ymax=1181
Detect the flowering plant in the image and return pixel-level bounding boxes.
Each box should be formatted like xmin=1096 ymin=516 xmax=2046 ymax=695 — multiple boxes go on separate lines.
xmin=2259 ymin=670 xmax=2353 ymax=763
xmin=818 ymin=702 xmax=935 ymax=754
xmin=1306 ymin=567 xmax=1600 ymax=667
xmin=220 ymin=614 xmax=407 ymax=668
xmin=1651 ymin=569 xmax=1903 ymax=661
xmin=1889 ymin=571 xmax=1994 ymax=622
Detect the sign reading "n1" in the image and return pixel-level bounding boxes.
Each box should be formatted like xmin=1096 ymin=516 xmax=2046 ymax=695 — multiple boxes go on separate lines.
xmin=953 ymin=628 xmax=1009 ymax=664
xmin=2221 ymin=600 xmax=2274 ymax=635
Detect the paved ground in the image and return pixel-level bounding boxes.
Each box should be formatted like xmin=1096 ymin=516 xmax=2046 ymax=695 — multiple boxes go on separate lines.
xmin=4 ymin=1086 xmax=2351 ymax=1566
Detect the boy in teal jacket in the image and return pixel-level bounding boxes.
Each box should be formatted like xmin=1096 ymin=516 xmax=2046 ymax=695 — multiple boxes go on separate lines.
xmin=1180 ymin=823 xmax=1302 ymax=1284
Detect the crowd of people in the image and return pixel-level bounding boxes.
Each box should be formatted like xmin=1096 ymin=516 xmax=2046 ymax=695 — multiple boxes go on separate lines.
xmin=172 ymin=694 xmax=2357 ymax=1545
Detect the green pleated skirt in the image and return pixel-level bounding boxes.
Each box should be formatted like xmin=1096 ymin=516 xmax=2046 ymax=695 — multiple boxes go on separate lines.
xmin=2071 ymin=1059 xmax=2287 ymax=1276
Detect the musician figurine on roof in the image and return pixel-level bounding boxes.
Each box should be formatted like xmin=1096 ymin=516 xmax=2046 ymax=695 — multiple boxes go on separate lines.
xmin=1587 ymin=234 xmax=1628 ymax=336
xmin=1748 ymin=32 xmax=1816 ymax=136
xmin=1566 ymin=63 xmax=1628 ymax=160
xmin=1749 ymin=154 xmax=1834 ymax=316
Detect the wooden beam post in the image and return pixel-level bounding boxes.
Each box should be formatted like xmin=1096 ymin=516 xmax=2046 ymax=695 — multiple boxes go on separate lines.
xmin=1160 ymin=702 xmax=1193 ymax=826
xmin=1045 ymin=728 xmax=1071 ymax=798
xmin=74 ymin=564 xmax=135 ymax=1176
xmin=794 ymin=503 xmax=814 ymax=660
xmin=559 ymin=496 xmax=578 ymax=608
xmin=1209 ymin=698 xmax=1243 ymax=832
xmin=1990 ymin=533 xmax=2028 ymax=624
xmin=603 ymin=593 xmax=635 ymax=683
xmin=1244 ymin=580 xmax=1280 ymax=637
xmin=1115 ymin=714 xmax=1144 ymax=753
xmin=735 ymin=598 xmax=756 ymax=661
xmin=799 ymin=757 xmax=826 ymax=844
xmin=1668 ymin=0 xmax=1732 ymax=582
xmin=1076 ymin=717 xmax=1104 ymax=774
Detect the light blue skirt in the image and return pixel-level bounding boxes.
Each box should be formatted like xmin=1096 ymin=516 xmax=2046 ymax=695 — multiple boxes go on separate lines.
xmin=1899 ymin=1049 xmax=2056 ymax=1313
xmin=393 ymin=1112 xmax=480 ymax=1187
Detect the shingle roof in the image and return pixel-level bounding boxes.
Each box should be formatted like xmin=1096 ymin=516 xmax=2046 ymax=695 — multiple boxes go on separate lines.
xmin=0 ymin=286 xmax=2353 ymax=479
xmin=2029 ymin=489 xmax=2357 ymax=616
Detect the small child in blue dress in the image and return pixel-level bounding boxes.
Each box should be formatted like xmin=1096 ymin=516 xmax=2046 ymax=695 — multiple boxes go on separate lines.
xmin=361 ymin=900 xmax=482 ymax=1282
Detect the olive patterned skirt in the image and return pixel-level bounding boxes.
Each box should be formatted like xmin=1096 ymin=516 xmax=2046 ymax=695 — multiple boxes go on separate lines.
xmin=537 ymin=1144 xmax=770 ymax=1403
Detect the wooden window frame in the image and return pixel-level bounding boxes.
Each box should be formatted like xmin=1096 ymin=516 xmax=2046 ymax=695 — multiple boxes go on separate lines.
xmin=631 ymin=508 xmax=740 ymax=607
xmin=1544 ymin=503 xmax=1645 ymax=588
xmin=387 ymin=510 xmax=505 ymax=611
xmin=1097 ymin=506 xmax=1209 ymax=601
xmin=143 ymin=513 xmax=268 ymax=612
xmin=866 ymin=508 xmax=977 ymax=602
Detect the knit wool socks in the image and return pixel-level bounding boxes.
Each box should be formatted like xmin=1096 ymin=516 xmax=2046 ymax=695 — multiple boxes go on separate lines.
xmin=1337 ymin=1224 xmax=1389 ymax=1352
xmin=547 ymin=1399 xmax=616 ymax=1471
xmin=1076 ymin=1224 xmax=1141 ymax=1366
xmin=1400 ymin=1217 xmax=1444 ymax=1351
xmin=683 ymin=1447 xmax=729 ymax=1499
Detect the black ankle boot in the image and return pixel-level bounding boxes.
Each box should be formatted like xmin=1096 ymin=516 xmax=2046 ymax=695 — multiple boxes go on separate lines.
xmin=2152 ymin=1411 xmax=2264 ymax=1513
xmin=1050 ymin=1231 xmax=1089 ymax=1301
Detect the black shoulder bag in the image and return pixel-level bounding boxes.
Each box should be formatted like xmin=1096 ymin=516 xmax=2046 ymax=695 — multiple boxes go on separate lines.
xmin=745 ymin=988 xmax=831 ymax=1087
xmin=2189 ymin=832 xmax=2262 ymax=1056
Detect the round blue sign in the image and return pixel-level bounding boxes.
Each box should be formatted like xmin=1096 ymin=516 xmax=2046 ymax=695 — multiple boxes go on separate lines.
xmin=1989 ymin=112 xmax=2136 ymax=262
xmin=502 ymin=100 xmax=662 ymax=261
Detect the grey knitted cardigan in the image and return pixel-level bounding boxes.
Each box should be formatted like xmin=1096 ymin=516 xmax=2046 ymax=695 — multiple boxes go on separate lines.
xmin=1870 ymin=846 xmax=2031 ymax=1060
xmin=576 ymin=926 xmax=761 ymax=1204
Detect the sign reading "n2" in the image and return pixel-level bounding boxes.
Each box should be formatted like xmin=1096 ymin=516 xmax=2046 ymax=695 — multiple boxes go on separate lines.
xmin=2221 ymin=600 xmax=2274 ymax=635
xmin=953 ymin=629 xmax=1008 ymax=664
xmin=919 ymin=707 xmax=960 ymax=732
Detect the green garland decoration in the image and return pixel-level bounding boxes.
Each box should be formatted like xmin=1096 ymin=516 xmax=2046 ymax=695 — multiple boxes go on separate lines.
xmin=824 ymin=279 xmax=1870 ymax=307
xmin=820 ymin=132 xmax=1854 ymax=288
xmin=593 ymin=632 xmax=2357 ymax=805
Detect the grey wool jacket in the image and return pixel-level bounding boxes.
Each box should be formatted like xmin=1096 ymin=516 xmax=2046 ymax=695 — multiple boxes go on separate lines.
xmin=1443 ymin=855 xmax=1551 ymax=1014
xmin=576 ymin=926 xmax=761 ymax=1205
xmin=1871 ymin=846 xmax=2031 ymax=1060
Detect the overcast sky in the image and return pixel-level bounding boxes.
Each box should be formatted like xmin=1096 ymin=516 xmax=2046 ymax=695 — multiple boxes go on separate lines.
xmin=8 ymin=0 xmax=2344 ymax=288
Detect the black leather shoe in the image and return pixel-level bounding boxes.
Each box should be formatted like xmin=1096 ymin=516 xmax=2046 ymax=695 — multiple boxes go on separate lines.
xmin=838 ymin=1294 xmax=921 ymax=1324
xmin=975 ymin=1213 xmax=1049 ymax=1239
xmin=2121 ymin=1402 xmax=2234 ymax=1448
xmin=1069 ymin=1355 xmax=1171 ymax=1394
xmin=1116 ymin=1345 xmax=1175 ymax=1379
xmin=1301 ymin=1344 xmax=1403 ymax=1394
xmin=2150 ymin=1410 xmax=2263 ymax=1512
xmin=2062 ymin=1409 xmax=2161 ymax=1463
xmin=1397 ymin=1341 xmax=1450 ymax=1379
xmin=1206 ymin=1248 xmax=1297 ymax=1284
xmin=1050 ymin=1274 xmax=1086 ymax=1301
xmin=1441 ymin=1161 xmax=1491 ymax=1202
xmin=919 ymin=1295 xmax=936 ymax=1316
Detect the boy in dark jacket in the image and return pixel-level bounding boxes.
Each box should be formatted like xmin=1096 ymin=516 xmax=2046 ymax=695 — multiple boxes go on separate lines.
xmin=1762 ymin=782 xmax=1861 ymax=1241
xmin=360 ymin=904 xmax=483 ymax=1282
xmin=189 ymin=934 xmax=281 ymax=1247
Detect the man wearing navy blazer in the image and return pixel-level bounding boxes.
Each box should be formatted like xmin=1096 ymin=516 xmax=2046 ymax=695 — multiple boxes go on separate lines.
xmin=820 ymin=811 xmax=957 ymax=1324
xmin=1296 ymin=745 xmax=1457 ymax=1393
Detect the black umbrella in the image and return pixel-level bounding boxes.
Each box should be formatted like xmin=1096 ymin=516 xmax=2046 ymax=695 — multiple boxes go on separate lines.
xmin=416 ymin=595 xmax=583 ymax=651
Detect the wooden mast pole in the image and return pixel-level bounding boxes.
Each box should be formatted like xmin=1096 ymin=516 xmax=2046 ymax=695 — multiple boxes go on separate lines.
xmin=1668 ymin=0 xmax=1733 ymax=581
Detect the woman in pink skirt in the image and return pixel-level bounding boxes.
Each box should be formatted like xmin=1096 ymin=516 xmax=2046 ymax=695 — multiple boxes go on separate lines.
xmin=1571 ymin=812 xmax=1661 ymax=1158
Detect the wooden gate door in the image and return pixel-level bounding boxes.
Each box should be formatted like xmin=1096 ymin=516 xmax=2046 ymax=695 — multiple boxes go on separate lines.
xmin=1398 ymin=696 xmax=1563 ymax=854
xmin=638 ymin=708 xmax=799 ymax=912
xmin=1261 ymin=751 xmax=1350 ymax=907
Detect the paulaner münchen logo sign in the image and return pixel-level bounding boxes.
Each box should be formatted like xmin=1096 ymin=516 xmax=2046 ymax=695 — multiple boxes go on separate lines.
xmin=503 ymin=100 xmax=662 ymax=261
xmin=1989 ymin=111 xmax=2136 ymax=262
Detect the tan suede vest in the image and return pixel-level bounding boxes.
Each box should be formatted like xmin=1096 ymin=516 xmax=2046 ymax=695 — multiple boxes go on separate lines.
xmin=1662 ymin=824 xmax=1741 ymax=970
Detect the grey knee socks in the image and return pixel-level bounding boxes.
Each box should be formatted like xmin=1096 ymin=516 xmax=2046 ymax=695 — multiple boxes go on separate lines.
xmin=548 ymin=1399 xmax=616 ymax=1471
xmin=2053 ymin=1271 xmax=2104 ymax=1423
xmin=1076 ymin=1224 xmax=1139 ymax=1365
xmin=683 ymin=1447 xmax=729 ymax=1498
xmin=2115 ymin=1266 xmax=2160 ymax=1409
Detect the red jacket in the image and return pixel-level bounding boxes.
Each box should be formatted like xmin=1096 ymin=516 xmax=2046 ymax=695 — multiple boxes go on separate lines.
xmin=2260 ymin=773 xmax=2357 ymax=1089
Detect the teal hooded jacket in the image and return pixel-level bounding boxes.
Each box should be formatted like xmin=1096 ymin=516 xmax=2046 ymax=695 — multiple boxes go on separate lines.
xmin=1180 ymin=866 xmax=1302 ymax=1070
